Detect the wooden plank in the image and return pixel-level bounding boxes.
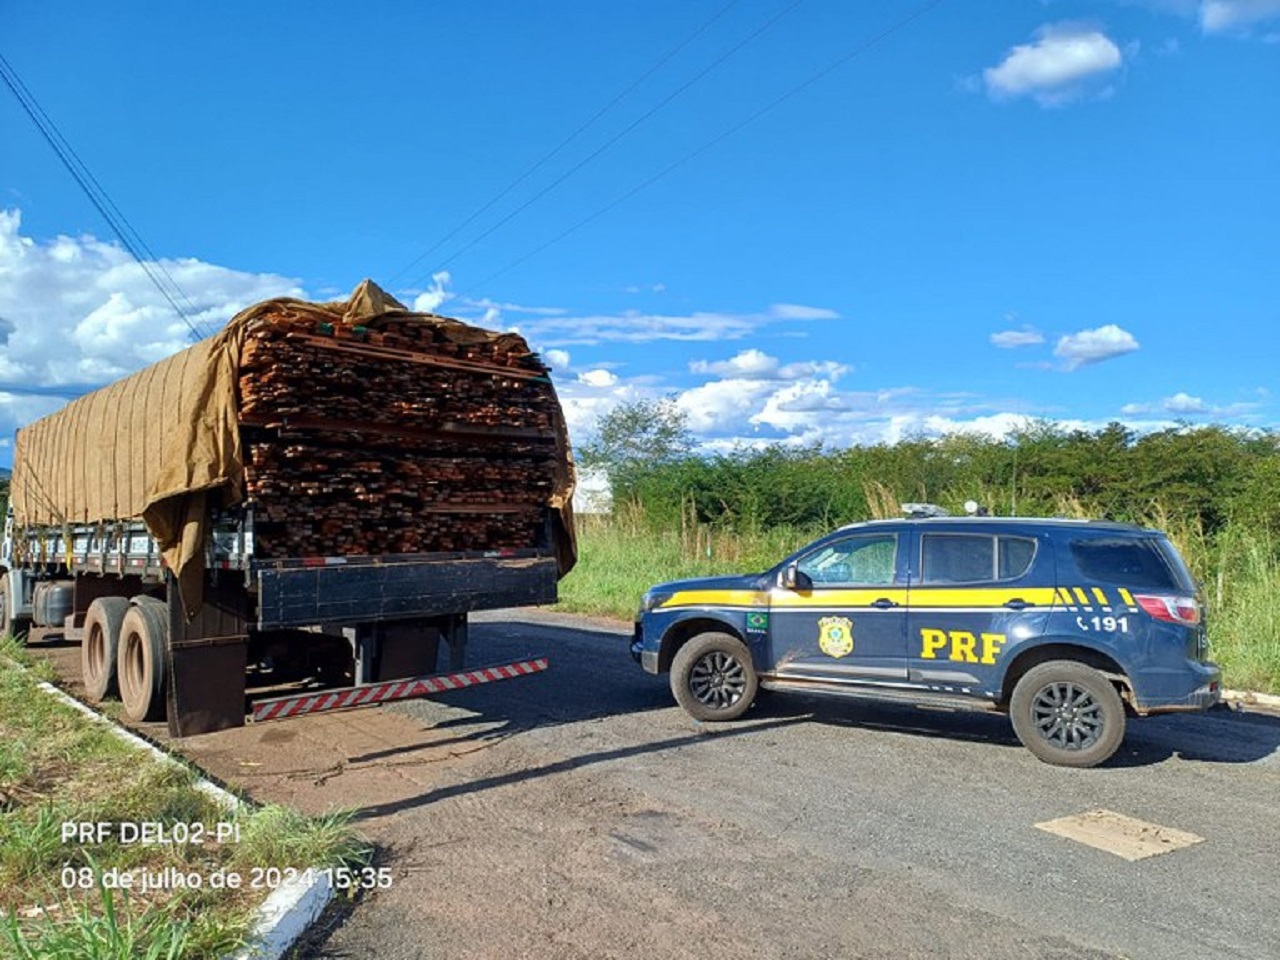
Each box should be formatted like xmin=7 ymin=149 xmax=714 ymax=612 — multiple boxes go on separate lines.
xmin=1034 ymin=809 xmax=1205 ymax=861
xmin=284 ymin=332 xmax=550 ymax=380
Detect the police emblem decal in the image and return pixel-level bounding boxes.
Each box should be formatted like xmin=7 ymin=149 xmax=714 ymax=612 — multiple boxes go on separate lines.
xmin=817 ymin=616 xmax=854 ymax=658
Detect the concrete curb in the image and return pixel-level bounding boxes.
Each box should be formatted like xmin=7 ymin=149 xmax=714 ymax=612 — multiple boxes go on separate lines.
xmin=1223 ymin=688 xmax=1280 ymax=711
xmin=229 ymin=873 xmax=336 ymax=960
xmin=14 ymin=664 xmax=335 ymax=960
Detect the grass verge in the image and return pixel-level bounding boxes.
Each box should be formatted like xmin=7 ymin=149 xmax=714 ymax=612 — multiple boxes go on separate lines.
xmin=0 ymin=638 xmax=370 ymax=960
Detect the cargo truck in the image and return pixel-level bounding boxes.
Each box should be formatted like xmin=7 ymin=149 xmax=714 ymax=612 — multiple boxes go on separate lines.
xmin=0 ymin=281 xmax=576 ymax=736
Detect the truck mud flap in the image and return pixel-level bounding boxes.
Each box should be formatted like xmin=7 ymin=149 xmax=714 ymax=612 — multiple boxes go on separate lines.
xmin=250 ymin=656 xmax=548 ymax=722
xmin=166 ymin=575 xmax=249 ymax=738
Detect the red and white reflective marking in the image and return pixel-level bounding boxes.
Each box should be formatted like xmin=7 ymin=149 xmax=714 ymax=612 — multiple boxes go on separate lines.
xmin=250 ymin=657 xmax=548 ymax=723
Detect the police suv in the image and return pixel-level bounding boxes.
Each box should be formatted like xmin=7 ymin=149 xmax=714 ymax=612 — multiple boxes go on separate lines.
xmin=632 ymin=504 xmax=1222 ymax=767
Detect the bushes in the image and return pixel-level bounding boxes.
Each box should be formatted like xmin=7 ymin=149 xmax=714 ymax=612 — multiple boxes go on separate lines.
xmin=607 ymin=422 xmax=1280 ymax=541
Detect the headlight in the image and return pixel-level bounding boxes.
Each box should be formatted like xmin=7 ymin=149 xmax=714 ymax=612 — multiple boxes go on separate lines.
xmin=638 ymin=591 xmax=673 ymax=614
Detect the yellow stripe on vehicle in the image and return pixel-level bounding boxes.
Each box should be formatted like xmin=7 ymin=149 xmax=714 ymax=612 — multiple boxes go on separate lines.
xmin=769 ymin=588 xmax=911 ymax=608
xmin=908 ymin=587 xmax=1058 ymax=608
xmin=1118 ymin=587 xmax=1135 ymax=606
xmin=1056 ymin=587 xmax=1075 ymax=606
xmin=1073 ymin=587 xmax=1090 ymax=606
xmin=1092 ymin=587 xmax=1109 ymax=607
xmin=659 ymin=590 xmax=768 ymax=609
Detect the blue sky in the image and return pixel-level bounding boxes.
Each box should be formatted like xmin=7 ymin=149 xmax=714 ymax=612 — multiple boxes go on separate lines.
xmin=1 ymin=1 xmax=1277 ymax=469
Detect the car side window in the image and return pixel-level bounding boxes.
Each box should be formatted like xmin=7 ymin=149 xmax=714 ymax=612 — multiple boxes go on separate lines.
xmin=922 ymin=534 xmax=1037 ymax=583
xmin=1069 ymin=538 xmax=1180 ymax=590
xmin=797 ymin=535 xmax=897 ymax=585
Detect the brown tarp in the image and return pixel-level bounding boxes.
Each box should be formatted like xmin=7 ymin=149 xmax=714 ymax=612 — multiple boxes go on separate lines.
xmin=10 ymin=281 xmax=577 ymax=613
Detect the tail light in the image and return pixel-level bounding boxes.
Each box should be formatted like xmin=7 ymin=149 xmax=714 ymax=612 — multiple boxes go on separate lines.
xmin=1134 ymin=594 xmax=1201 ymax=625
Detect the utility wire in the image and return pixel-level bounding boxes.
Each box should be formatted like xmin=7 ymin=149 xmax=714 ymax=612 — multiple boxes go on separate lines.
xmin=387 ymin=0 xmax=745 ymax=288
xmin=456 ymin=0 xmax=946 ymax=299
xmin=410 ymin=0 xmax=807 ymax=290
xmin=0 ymin=53 xmax=208 ymax=340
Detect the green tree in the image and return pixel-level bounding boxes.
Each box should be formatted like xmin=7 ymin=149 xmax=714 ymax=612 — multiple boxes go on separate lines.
xmin=578 ymin=399 xmax=693 ymax=476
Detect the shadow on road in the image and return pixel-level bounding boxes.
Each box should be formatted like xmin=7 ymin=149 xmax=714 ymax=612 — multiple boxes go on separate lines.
xmin=352 ymin=716 xmax=808 ymax=822
xmin=750 ymin=691 xmax=1280 ymax=767
xmin=383 ymin=616 xmax=670 ymax=736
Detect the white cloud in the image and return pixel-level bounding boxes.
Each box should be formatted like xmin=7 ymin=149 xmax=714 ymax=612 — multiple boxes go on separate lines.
xmin=1053 ymin=324 xmax=1140 ymax=370
xmin=750 ymin=380 xmax=847 ymax=432
xmin=690 ymin=349 xmax=780 ymax=379
xmin=465 ymin=296 xmax=566 ymax=317
xmin=1120 ymin=391 xmax=1260 ymax=417
xmin=0 ymin=209 xmax=302 ymax=394
xmin=513 ymin=302 xmax=839 ymax=347
xmin=690 ymin=349 xmax=848 ymax=382
xmin=577 ymin=369 xmax=619 ymax=388
xmin=768 ymin=303 xmax=840 ymax=321
xmin=1105 ymin=0 xmax=1280 ymax=35
xmin=0 ymin=209 xmax=306 ymax=460
xmin=674 ymin=379 xmax=779 ymax=434
xmin=990 ymin=327 xmax=1046 ymax=348
xmin=544 ymin=348 xmax=571 ymax=369
xmin=983 ymin=22 xmax=1125 ymax=106
xmin=1163 ymin=391 xmax=1209 ymax=413
xmin=1200 ymin=0 xmax=1280 ymax=31
xmin=411 ymin=270 xmax=452 ymax=313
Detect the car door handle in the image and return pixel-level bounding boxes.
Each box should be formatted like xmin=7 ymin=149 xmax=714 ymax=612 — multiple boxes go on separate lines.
xmin=871 ymin=598 xmax=900 ymax=609
xmin=1004 ymin=598 xmax=1034 ymax=610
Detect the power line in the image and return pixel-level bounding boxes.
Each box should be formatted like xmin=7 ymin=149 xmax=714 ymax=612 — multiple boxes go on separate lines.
xmin=387 ymin=0 xmax=745 ymax=288
xmin=0 ymin=53 xmax=209 ymax=340
xmin=409 ymin=0 xmax=807 ymax=290
xmin=456 ymin=0 xmax=947 ymax=299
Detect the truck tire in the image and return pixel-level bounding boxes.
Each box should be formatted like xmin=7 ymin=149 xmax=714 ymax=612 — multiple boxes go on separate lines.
xmin=82 ymin=597 xmax=130 ymax=702
xmin=670 ymin=632 xmax=758 ymax=722
xmin=1009 ymin=660 xmax=1125 ymax=768
xmin=0 ymin=578 xmax=31 ymax=641
xmin=117 ymin=599 xmax=169 ymax=722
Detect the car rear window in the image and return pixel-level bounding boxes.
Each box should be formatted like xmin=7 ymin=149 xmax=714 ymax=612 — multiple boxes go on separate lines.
xmin=1069 ymin=538 xmax=1191 ymax=591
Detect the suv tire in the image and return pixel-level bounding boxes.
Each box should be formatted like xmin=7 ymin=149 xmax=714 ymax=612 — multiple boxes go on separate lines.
xmin=1010 ymin=660 xmax=1125 ymax=767
xmin=671 ymin=632 xmax=758 ymax=722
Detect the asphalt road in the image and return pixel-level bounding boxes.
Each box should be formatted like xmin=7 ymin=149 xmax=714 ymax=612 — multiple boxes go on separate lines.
xmin=305 ymin=609 xmax=1280 ymax=960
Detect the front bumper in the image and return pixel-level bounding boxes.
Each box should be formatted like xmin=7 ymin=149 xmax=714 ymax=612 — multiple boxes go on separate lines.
xmin=631 ymin=621 xmax=659 ymax=673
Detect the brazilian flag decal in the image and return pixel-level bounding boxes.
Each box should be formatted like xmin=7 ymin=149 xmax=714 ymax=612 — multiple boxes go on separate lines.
xmin=746 ymin=611 xmax=769 ymax=634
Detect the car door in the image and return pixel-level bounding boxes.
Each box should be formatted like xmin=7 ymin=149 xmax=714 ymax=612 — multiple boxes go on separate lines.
xmin=767 ymin=530 xmax=909 ymax=683
xmin=904 ymin=527 xmax=1054 ymax=693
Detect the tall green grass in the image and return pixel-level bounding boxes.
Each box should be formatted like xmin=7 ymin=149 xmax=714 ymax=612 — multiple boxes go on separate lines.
xmin=558 ymin=511 xmax=1280 ymax=694
xmin=558 ymin=504 xmax=819 ymax=617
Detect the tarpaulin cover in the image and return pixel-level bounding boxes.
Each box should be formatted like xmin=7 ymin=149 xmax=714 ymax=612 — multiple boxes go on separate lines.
xmin=10 ymin=281 xmax=577 ymax=613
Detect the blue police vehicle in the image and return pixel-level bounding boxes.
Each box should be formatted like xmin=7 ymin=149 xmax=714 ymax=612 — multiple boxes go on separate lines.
xmin=632 ymin=504 xmax=1222 ymax=767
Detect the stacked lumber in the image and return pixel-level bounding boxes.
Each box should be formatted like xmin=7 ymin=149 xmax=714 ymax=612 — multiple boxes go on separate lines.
xmin=237 ymin=304 xmax=564 ymax=559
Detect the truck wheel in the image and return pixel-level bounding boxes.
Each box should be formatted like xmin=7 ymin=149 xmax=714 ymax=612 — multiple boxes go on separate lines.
xmin=1009 ymin=660 xmax=1125 ymax=768
xmin=82 ymin=597 xmax=130 ymax=702
xmin=670 ymin=632 xmax=758 ymax=722
xmin=0 ymin=579 xmax=31 ymax=641
xmin=117 ymin=600 xmax=169 ymax=722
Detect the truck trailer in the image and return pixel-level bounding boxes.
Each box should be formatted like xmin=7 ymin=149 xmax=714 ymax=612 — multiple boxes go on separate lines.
xmin=0 ymin=281 xmax=576 ymax=736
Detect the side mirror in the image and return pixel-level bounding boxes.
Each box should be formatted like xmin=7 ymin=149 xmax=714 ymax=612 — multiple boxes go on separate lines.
xmin=780 ymin=563 xmax=811 ymax=591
